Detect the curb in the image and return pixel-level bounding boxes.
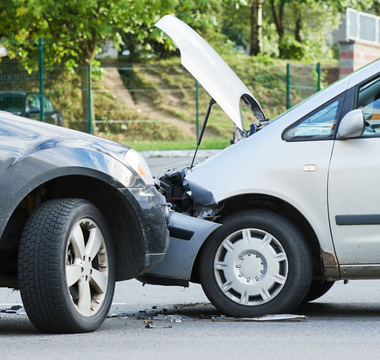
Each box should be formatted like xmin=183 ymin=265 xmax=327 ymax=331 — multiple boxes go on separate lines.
xmin=140 ymin=149 xmax=221 ymax=158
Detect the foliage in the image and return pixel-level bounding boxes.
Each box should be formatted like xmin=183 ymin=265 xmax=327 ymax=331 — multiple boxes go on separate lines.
xmin=119 ymin=0 xmax=224 ymax=59
xmin=221 ymin=0 xmax=376 ymax=61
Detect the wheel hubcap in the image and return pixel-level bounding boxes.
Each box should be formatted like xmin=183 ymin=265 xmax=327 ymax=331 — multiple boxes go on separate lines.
xmin=214 ymin=228 xmax=288 ymax=306
xmin=65 ymin=219 xmax=109 ymax=317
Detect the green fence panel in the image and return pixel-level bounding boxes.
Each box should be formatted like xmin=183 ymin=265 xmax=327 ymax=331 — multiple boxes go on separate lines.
xmin=286 ymin=62 xmax=321 ymax=109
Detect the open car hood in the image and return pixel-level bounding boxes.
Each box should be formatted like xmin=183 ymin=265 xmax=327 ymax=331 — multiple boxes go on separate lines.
xmin=155 ymin=15 xmax=266 ymax=131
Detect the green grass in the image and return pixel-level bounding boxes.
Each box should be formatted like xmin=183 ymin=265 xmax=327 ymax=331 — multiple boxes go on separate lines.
xmin=120 ymin=137 xmax=231 ymax=151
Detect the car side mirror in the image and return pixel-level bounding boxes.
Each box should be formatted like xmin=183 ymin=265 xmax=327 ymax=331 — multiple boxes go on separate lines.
xmin=336 ymin=109 xmax=365 ymax=140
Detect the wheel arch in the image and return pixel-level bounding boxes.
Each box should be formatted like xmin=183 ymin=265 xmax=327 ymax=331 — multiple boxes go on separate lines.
xmin=0 ymin=169 xmax=146 ymax=286
xmin=191 ymin=193 xmax=323 ymax=283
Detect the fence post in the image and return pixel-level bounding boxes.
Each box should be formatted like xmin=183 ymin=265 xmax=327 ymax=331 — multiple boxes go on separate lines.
xmin=316 ymin=62 xmax=321 ymax=91
xmin=196 ymin=79 xmax=199 ymax=140
xmin=38 ymin=38 xmax=44 ymax=122
xmin=286 ymin=63 xmax=290 ymax=109
xmin=88 ymin=63 xmax=92 ymax=134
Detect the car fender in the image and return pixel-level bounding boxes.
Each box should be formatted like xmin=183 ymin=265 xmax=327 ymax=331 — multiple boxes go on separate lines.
xmin=0 ymin=146 xmax=140 ymax=238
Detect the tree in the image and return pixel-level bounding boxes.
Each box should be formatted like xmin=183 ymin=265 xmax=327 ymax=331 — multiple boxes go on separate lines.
xmin=1 ymin=0 xmax=226 ymax=131
xmin=267 ymin=0 xmax=374 ymax=59
xmin=36 ymin=0 xmax=133 ymax=132
xmin=119 ymin=0 xmax=224 ymax=59
xmin=250 ymin=0 xmax=263 ymax=56
xmin=269 ymin=0 xmax=286 ymax=57
xmin=1 ymin=0 xmax=139 ymax=132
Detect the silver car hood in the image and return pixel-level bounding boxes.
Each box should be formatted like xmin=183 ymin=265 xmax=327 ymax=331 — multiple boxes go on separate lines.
xmin=155 ymin=15 xmax=266 ymax=130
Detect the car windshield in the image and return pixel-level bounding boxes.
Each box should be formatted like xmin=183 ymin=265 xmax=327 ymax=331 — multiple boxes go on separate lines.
xmin=0 ymin=95 xmax=25 ymax=112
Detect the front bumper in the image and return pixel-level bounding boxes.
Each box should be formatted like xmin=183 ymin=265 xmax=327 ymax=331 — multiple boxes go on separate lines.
xmin=121 ymin=185 xmax=170 ymax=274
xmin=137 ymin=212 xmax=222 ymax=286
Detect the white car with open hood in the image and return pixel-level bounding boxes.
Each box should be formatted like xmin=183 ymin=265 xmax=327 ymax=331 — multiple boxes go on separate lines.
xmin=137 ymin=15 xmax=380 ymax=317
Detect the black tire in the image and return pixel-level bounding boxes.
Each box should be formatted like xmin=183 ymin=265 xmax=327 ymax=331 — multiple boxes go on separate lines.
xmin=18 ymin=199 xmax=115 ymax=333
xmin=303 ymin=281 xmax=335 ymax=303
xmin=199 ymin=210 xmax=312 ymax=317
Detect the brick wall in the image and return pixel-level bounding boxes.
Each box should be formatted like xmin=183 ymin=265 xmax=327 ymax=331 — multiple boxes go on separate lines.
xmin=339 ymin=41 xmax=380 ymax=78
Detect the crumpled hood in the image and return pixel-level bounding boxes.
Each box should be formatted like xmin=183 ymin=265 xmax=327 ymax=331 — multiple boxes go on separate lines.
xmin=155 ymin=15 xmax=266 ymax=130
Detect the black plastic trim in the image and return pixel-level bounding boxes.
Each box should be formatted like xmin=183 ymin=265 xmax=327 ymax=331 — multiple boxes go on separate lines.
xmin=168 ymin=226 xmax=194 ymax=241
xmin=336 ymin=214 xmax=380 ymax=225
xmin=136 ymin=274 xmax=189 ymax=287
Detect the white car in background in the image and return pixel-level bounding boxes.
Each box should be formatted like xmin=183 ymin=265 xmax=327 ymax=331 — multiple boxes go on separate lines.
xmin=138 ymin=15 xmax=380 ymax=317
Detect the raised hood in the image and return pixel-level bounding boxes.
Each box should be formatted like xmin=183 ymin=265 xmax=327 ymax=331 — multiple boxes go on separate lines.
xmin=155 ymin=15 xmax=266 ymax=130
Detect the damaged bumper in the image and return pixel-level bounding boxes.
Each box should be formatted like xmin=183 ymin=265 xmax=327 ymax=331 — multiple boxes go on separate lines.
xmin=120 ymin=186 xmax=170 ymax=274
xmin=137 ymin=212 xmax=221 ymax=286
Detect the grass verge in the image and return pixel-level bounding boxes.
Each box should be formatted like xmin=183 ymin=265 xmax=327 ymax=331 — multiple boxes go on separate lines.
xmin=118 ymin=137 xmax=231 ymax=151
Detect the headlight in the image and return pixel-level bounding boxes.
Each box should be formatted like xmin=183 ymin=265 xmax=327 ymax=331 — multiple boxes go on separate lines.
xmin=124 ymin=149 xmax=154 ymax=186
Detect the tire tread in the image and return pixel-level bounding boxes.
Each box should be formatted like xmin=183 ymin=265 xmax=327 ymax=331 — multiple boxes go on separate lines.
xmin=18 ymin=199 xmax=113 ymax=333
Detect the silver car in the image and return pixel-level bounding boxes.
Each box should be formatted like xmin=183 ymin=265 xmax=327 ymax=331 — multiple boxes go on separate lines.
xmin=138 ymin=15 xmax=380 ymax=317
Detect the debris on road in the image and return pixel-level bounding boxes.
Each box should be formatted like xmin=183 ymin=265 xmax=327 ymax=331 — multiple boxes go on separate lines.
xmin=152 ymin=314 xmax=190 ymax=322
xmin=212 ymin=314 xmax=307 ymax=322
xmin=144 ymin=320 xmax=156 ymax=329
xmin=0 ymin=305 xmax=26 ymax=315
xmin=107 ymin=312 xmax=128 ymax=319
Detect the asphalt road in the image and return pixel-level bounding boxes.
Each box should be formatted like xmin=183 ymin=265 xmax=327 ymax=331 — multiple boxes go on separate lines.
xmin=2 ymin=157 xmax=380 ymax=359
xmin=2 ymin=279 xmax=380 ymax=359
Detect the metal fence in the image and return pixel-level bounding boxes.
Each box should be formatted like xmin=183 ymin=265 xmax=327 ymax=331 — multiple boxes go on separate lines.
xmin=0 ymin=39 xmax=49 ymax=122
xmin=93 ymin=64 xmax=203 ymax=140
xmin=0 ymin=40 xmax=205 ymax=141
xmin=0 ymin=38 xmax=324 ymax=141
xmin=286 ymin=63 xmax=322 ymax=109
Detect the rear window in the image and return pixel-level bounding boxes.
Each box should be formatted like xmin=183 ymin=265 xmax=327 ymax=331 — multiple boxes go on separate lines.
xmin=0 ymin=95 xmax=25 ymax=112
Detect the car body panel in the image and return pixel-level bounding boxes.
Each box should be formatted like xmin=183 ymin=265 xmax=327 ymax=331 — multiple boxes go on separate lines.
xmin=329 ymin=137 xmax=380 ymax=264
xmin=0 ymin=111 xmax=169 ymax=283
xmin=150 ymin=60 xmax=380 ymax=285
xmin=155 ymin=15 xmax=265 ymax=130
xmin=143 ymin=16 xmax=380 ymax=291
xmin=185 ymin=75 xmax=351 ymax=205
xmin=138 ymin=212 xmax=221 ymax=285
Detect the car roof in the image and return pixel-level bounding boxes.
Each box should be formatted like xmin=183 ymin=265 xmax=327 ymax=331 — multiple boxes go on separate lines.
xmin=0 ymin=91 xmax=27 ymax=95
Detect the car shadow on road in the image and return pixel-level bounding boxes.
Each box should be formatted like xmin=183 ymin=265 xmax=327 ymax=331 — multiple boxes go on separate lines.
xmin=145 ymin=301 xmax=380 ymax=320
xmin=297 ymin=301 xmax=380 ymax=319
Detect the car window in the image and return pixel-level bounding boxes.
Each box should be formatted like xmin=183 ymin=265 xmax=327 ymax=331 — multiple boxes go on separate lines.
xmin=27 ymin=95 xmax=39 ymax=110
xmin=357 ymin=77 xmax=380 ymax=136
xmin=0 ymin=94 xmax=25 ymax=112
xmin=43 ymin=97 xmax=53 ymax=112
xmin=283 ymin=97 xmax=343 ymax=141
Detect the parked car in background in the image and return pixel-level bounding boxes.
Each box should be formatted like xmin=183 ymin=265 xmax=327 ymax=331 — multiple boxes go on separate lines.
xmin=0 ymin=91 xmax=64 ymax=126
xmin=0 ymin=111 xmax=169 ymax=333
xmin=138 ymin=15 xmax=380 ymax=318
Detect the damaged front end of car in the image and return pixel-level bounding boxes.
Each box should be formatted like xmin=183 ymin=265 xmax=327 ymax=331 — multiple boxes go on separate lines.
xmin=136 ymin=14 xmax=271 ymax=287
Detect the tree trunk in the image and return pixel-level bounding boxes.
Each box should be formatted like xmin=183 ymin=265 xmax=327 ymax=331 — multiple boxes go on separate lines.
xmin=250 ymin=0 xmax=263 ymax=56
xmin=295 ymin=17 xmax=301 ymax=42
xmin=270 ymin=0 xmax=286 ymax=58
xmin=78 ymin=64 xmax=95 ymax=134
xmin=294 ymin=5 xmax=302 ymax=43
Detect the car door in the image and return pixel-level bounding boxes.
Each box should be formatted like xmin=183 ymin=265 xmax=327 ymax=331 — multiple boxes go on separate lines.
xmin=328 ymin=75 xmax=380 ymax=266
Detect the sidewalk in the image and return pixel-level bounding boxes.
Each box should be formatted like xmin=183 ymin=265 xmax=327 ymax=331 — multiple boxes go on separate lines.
xmin=140 ymin=149 xmax=221 ymax=158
